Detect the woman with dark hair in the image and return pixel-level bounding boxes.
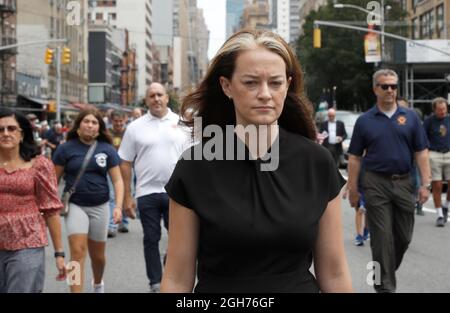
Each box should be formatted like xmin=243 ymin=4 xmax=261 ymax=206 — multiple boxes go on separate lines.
xmin=0 ymin=108 xmax=65 ymax=293
xmin=53 ymin=109 xmax=124 ymax=293
xmin=161 ymin=30 xmax=352 ymax=293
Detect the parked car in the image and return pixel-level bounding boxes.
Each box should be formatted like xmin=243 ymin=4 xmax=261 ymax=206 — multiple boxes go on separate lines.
xmin=334 ymin=110 xmax=362 ymax=168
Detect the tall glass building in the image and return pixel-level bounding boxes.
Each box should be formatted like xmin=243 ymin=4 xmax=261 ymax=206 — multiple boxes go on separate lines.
xmin=226 ymin=0 xmax=247 ymax=39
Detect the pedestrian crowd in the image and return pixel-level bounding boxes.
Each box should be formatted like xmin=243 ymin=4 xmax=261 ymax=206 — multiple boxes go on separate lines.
xmin=1 ymin=29 xmax=448 ymax=294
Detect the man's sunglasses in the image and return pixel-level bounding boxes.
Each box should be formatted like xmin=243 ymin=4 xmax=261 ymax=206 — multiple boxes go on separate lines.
xmin=377 ymin=84 xmax=398 ymax=91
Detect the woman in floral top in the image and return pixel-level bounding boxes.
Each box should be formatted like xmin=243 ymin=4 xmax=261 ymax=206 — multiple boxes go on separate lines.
xmin=0 ymin=108 xmax=66 ymax=293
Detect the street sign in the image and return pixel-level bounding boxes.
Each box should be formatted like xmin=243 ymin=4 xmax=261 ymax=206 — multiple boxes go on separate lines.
xmin=364 ymin=26 xmax=381 ymax=63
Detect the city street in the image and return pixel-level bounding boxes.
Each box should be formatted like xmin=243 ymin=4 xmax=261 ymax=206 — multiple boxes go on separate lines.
xmin=43 ymin=171 xmax=450 ymax=293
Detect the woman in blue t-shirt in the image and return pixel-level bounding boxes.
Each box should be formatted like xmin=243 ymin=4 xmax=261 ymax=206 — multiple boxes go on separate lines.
xmin=53 ymin=109 xmax=124 ymax=293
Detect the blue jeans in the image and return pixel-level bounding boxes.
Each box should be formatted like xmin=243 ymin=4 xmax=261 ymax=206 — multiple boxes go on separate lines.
xmin=108 ymin=175 xmax=128 ymax=230
xmin=0 ymin=247 xmax=45 ymax=293
xmin=137 ymin=193 xmax=169 ymax=286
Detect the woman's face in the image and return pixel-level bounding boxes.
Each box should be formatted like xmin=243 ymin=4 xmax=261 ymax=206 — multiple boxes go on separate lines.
xmin=220 ymin=47 xmax=291 ymax=127
xmin=0 ymin=116 xmax=23 ymax=152
xmin=78 ymin=114 xmax=100 ymax=141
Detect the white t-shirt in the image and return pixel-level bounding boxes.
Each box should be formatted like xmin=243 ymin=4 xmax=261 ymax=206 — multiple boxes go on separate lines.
xmin=328 ymin=121 xmax=337 ymax=144
xmin=119 ymin=109 xmax=191 ymax=198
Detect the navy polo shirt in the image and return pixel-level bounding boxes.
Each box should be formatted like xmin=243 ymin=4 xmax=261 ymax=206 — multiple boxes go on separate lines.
xmin=53 ymin=139 xmax=120 ymax=206
xmin=348 ymin=105 xmax=428 ymax=175
xmin=423 ymin=115 xmax=450 ymax=152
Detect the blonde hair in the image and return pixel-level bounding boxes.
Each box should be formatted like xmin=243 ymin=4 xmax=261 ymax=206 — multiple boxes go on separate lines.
xmin=181 ymin=29 xmax=315 ymax=140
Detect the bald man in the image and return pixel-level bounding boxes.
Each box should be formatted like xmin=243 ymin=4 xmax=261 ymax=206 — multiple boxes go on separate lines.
xmin=119 ymin=83 xmax=189 ymax=292
xmin=319 ymin=108 xmax=347 ymax=166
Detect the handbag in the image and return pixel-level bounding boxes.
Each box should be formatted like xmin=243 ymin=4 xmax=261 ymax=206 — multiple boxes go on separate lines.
xmin=60 ymin=141 xmax=98 ymax=217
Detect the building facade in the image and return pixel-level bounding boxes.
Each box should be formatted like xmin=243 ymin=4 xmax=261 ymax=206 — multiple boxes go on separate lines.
xmin=226 ymin=0 xmax=247 ymax=39
xmin=406 ymin=0 xmax=449 ymax=39
xmin=16 ymin=0 xmax=89 ymax=114
xmin=0 ymin=0 xmax=17 ymax=107
xmin=88 ymin=0 xmax=153 ymax=99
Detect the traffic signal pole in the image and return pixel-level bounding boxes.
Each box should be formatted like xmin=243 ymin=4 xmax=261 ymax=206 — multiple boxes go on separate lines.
xmin=313 ymin=20 xmax=450 ymax=57
xmin=0 ymin=39 xmax=67 ymax=51
xmin=56 ymin=46 xmax=62 ymax=123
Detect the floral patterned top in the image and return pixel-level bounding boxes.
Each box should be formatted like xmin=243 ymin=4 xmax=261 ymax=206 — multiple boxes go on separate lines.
xmin=0 ymin=155 xmax=63 ymax=251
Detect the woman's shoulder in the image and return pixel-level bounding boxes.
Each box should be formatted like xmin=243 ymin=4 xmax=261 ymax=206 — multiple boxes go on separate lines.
xmin=282 ymin=128 xmax=330 ymax=158
xmin=32 ymin=155 xmax=54 ymax=171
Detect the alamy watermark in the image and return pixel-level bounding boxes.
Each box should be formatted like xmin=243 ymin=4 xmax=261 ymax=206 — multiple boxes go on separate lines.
xmin=180 ymin=117 xmax=280 ymax=172
xmin=366 ymin=261 xmax=381 ymax=286
xmin=66 ymin=1 xmax=81 ymax=26
xmin=367 ymin=1 xmax=382 ymax=26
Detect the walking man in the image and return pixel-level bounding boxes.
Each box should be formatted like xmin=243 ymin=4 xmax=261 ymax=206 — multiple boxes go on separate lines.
xmin=423 ymin=97 xmax=450 ymax=227
xmin=107 ymin=110 xmax=129 ymax=237
xmin=347 ymin=69 xmax=431 ymax=293
xmin=319 ymin=108 xmax=347 ymax=167
xmin=119 ymin=83 xmax=188 ymax=292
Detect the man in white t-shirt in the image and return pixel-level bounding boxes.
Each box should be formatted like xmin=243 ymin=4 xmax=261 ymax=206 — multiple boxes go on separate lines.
xmin=119 ymin=83 xmax=189 ymax=293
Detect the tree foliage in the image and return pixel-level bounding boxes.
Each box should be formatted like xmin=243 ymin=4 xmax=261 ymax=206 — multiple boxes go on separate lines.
xmin=296 ymin=0 xmax=407 ymax=112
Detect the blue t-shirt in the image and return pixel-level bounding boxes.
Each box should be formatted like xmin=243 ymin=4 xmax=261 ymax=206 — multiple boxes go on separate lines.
xmin=423 ymin=115 xmax=450 ymax=152
xmin=53 ymin=139 xmax=120 ymax=206
xmin=348 ymin=105 xmax=428 ymax=175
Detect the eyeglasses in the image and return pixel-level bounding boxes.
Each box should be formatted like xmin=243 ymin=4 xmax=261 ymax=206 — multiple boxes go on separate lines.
xmin=0 ymin=126 xmax=22 ymax=134
xmin=377 ymin=84 xmax=398 ymax=91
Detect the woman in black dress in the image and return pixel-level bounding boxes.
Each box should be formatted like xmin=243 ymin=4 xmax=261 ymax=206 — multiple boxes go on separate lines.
xmin=161 ymin=30 xmax=353 ymax=293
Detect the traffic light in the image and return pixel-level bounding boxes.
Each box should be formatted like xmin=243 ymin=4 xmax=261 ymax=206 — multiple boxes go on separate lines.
xmin=62 ymin=47 xmax=71 ymax=64
xmin=45 ymin=48 xmax=54 ymax=64
xmin=313 ymin=28 xmax=321 ymax=49
xmin=47 ymin=100 xmax=56 ymax=113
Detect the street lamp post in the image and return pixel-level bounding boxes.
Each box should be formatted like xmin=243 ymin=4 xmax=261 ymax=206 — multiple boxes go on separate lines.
xmin=334 ymin=2 xmax=390 ymax=62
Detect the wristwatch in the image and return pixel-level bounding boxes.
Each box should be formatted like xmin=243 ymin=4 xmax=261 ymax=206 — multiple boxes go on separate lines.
xmin=54 ymin=251 xmax=65 ymax=258
xmin=422 ymin=183 xmax=432 ymax=191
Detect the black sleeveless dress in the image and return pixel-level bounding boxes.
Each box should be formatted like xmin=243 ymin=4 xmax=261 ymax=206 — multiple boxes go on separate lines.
xmin=165 ymin=127 xmax=346 ymax=293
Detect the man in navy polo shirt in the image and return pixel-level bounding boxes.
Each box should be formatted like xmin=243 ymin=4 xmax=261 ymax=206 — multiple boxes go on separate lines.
xmin=423 ymin=97 xmax=450 ymax=227
xmin=347 ymin=69 xmax=431 ymax=293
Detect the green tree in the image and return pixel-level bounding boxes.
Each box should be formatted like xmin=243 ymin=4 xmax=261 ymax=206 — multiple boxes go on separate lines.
xmin=297 ymin=0 xmax=407 ymax=112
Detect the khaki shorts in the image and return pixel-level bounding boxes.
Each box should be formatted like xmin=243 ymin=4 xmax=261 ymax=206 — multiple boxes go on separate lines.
xmin=429 ymin=150 xmax=450 ymax=181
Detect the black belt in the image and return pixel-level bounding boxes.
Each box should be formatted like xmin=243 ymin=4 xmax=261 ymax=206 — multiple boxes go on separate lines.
xmin=431 ymin=149 xmax=450 ymax=153
xmin=368 ymin=171 xmax=410 ymax=181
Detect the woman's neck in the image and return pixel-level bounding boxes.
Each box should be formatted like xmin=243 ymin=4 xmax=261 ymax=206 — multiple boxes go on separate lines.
xmin=0 ymin=148 xmax=22 ymax=165
xmin=79 ymin=136 xmax=95 ymax=145
xmin=235 ymin=123 xmax=279 ymax=159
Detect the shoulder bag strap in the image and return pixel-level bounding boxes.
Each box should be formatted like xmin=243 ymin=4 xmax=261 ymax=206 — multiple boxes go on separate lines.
xmin=68 ymin=140 xmax=98 ymax=194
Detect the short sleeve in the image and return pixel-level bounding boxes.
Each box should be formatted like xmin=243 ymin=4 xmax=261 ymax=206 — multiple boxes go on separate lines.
xmin=348 ymin=117 xmax=365 ymax=157
xmin=34 ymin=156 xmax=63 ymax=215
xmin=412 ymin=113 xmax=428 ymax=152
xmin=106 ymin=144 xmax=121 ymax=168
xmin=326 ymin=152 xmax=347 ymax=202
xmin=52 ymin=143 xmax=67 ymax=166
xmin=165 ymin=157 xmax=193 ymax=210
xmin=118 ymin=126 xmax=136 ymax=162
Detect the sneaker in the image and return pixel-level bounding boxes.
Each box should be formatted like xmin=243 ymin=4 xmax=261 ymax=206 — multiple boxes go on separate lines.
xmin=443 ymin=206 xmax=448 ymax=223
xmin=363 ymin=228 xmax=370 ymax=241
xmin=92 ymin=280 xmax=105 ymax=293
xmin=354 ymin=234 xmax=364 ymax=246
xmin=416 ymin=202 xmax=425 ymax=216
xmin=436 ymin=217 xmax=445 ymax=227
xmin=150 ymin=283 xmax=161 ymax=293
xmin=118 ymin=224 xmax=129 ymax=233
xmin=107 ymin=229 xmax=117 ymax=238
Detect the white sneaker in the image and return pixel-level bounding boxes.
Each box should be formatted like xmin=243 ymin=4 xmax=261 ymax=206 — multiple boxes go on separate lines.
xmin=150 ymin=283 xmax=160 ymax=293
xmin=92 ymin=280 xmax=105 ymax=293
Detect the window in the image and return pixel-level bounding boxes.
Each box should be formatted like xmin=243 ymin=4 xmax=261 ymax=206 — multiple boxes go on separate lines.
xmin=428 ymin=9 xmax=435 ymax=37
xmin=96 ymin=13 xmax=103 ymax=20
xmin=420 ymin=13 xmax=428 ymax=38
xmin=437 ymin=4 xmax=444 ymax=37
xmin=412 ymin=18 xmax=419 ymax=39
